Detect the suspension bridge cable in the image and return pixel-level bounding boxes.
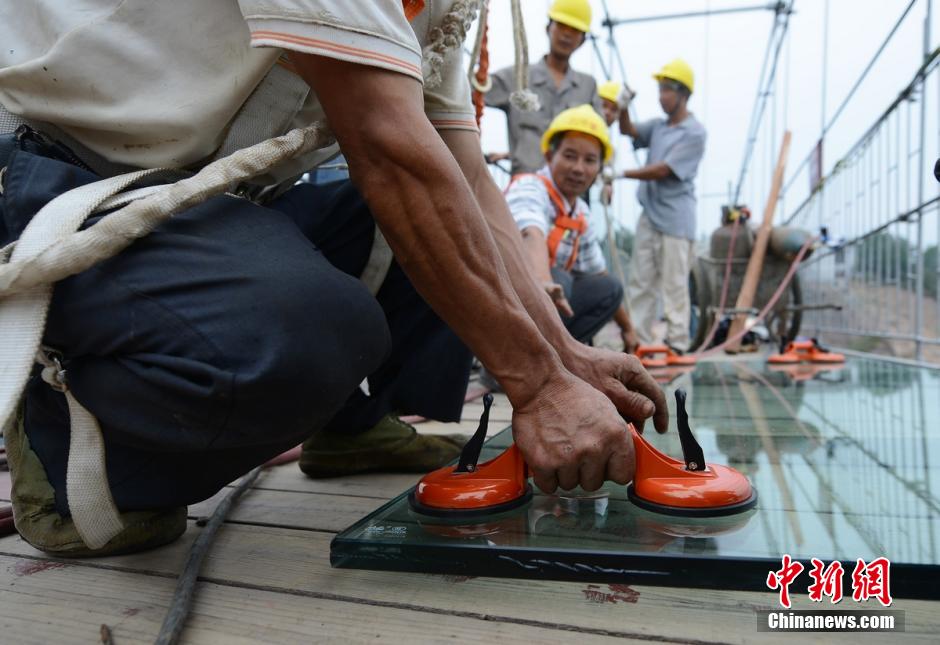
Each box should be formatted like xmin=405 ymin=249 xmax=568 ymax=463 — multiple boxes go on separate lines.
xmin=732 ymin=1 xmax=795 ymax=205
xmin=591 ymin=1 xmax=641 ymax=165
xmin=781 ymin=0 xmax=919 ymax=196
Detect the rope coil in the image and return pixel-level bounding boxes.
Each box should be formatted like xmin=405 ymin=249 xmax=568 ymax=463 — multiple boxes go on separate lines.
xmin=509 ymin=0 xmax=540 ymax=111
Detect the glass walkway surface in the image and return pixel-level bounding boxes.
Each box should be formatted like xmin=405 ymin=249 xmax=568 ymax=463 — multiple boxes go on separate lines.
xmin=331 ymin=357 xmax=940 ymax=599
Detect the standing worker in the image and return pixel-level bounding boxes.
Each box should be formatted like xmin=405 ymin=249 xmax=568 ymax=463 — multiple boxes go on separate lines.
xmin=617 ymin=60 xmax=706 ymax=351
xmin=485 ymin=0 xmax=603 ymax=175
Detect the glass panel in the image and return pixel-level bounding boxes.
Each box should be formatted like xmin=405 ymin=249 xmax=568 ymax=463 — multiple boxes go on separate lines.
xmin=331 ymin=358 xmax=940 ymax=598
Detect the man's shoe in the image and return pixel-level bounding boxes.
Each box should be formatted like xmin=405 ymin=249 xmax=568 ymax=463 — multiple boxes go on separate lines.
xmin=299 ymin=414 xmax=467 ymax=478
xmin=6 ymin=409 xmax=186 ymax=557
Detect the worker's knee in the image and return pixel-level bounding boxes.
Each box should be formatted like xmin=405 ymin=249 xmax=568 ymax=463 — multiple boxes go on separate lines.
xmin=229 ymin=265 xmax=392 ymax=441
xmin=583 ymin=273 xmax=623 ymax=315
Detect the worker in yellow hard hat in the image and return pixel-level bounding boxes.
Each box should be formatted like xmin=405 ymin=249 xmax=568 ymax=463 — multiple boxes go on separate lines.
xmin=493 ymin=105 xmax=639 ymax=360
xmin=485 ymin=0 xmax=604 ymax=175
xmin=615 ymin=59 xmax=707 ymax=352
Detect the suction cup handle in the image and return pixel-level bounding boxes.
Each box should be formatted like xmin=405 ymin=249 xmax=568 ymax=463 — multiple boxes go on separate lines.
xmin=455 ymin=393 xmax=493 ymax=473
xmin=675 ymin=389 xmax=706 ymax=471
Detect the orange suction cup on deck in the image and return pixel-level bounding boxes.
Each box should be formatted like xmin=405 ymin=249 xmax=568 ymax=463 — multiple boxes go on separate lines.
xmin=409 ymin=394 xmax=532 ymax=518
xmin=636 ymin=345 xmax=697 ymax=369
xmin=768 ymin=338 xmax=845 ymax=364
xmin=627 ymin=390 xmax=758 ymax=517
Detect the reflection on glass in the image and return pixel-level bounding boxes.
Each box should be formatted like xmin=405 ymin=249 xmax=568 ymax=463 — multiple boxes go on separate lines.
xmin=331 ymin=358 xmax=940 ymax=597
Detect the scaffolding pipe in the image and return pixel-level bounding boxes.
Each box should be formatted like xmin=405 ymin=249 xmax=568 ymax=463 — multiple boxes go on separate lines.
xmin=602 ymin=2 xmax=784 ymax=27
xmin=915 ymin=0 xmax=931 ymax=360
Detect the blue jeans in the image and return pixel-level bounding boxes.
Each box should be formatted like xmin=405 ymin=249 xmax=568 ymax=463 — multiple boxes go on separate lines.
xmin=1 ymin=139 xmax=471 ymax=513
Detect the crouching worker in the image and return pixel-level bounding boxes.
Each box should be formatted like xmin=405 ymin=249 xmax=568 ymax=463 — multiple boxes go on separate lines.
xmin=0 ymin=2 xmax=667 ymax=559
xmin=505 ymin=105 xmax=638 ymax=351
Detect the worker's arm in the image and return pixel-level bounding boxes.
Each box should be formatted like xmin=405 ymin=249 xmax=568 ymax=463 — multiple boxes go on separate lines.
xmin=439 ymin=128 xmax=668 ymax=434
xmin=292 ymin=55 xmax=657 ymax=491
xmin=619 ymin=105 xmax=638 ymax=139
xmin=613 ymin=304 xmax=639 ymax=353
xmin=518 ymin=225 xmax=574 ymax=317
xmin=622 ymin=162 xmax=674 ymax=181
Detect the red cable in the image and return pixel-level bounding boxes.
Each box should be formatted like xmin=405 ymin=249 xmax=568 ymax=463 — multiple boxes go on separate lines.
xmin=698 ymin=236 xmax=817 ymax=358
xmin=693 ymin=215 xmax=741 ymax=354
xmin=472 ymin=12 xmax=489 ymax=128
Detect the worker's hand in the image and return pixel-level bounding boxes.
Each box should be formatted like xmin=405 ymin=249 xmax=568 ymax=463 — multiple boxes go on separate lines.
xmin=618 ymin=84 xmax=636 ymax=110
xmin=621 ymin=327 xmax=639 ymax=354
xmin=542 ymin=281 xmax=574 ymax=317
xmin=560 ymin=344 xmax=668 ymax=435
xmin=601 ymin=182 xmax=613 ymax=206
xmin=511 ymin=371 xmax=636 ymax=492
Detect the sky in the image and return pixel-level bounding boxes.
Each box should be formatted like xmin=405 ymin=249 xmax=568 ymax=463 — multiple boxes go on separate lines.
xmin=475 ymin=0 xmax=940 ymax=241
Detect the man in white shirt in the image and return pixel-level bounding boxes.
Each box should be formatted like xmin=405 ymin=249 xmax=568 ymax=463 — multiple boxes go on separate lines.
xmin=0 ymin=0 xmax=666 ymax=556
xmin=505 ymin=105 xmax=638 ymax=352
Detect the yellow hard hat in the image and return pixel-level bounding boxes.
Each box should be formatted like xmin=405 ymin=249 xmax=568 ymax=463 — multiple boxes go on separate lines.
xmin=598 ymin=80 xmax=621 ymax=104
xmin=653 ymin=59 xmax=695 ymax=94
xmin=541 ymin=104 xmax=612 ymax=162
xmin=548 ymin=0 xmax=592 ymax=33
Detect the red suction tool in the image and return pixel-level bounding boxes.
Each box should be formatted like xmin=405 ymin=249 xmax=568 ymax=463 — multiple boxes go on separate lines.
xmin=768 ymin=338 xmax=845 ymax=364
xmin=627 ymin=389 xmax=758 ymax=517
xmin=636 ymin=345 xmax=697 ymax=369
xmin=409 ymin=394 xmax=532 ymax=517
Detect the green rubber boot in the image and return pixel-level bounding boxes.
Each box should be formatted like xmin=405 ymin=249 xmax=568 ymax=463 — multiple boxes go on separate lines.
xmin=299 ymin=414 xmax=466 ymax=478
xmin=6 ymin=409 xmax=187 ymax=557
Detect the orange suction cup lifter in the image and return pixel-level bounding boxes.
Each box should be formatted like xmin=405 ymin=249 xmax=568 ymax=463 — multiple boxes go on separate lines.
xmin=636 ymin=345 xmax=669 ymax=368
xmin=674 ymin=389 xmax=705 ymax=471
xmin=409 ymin=394 xmax=532 ymax=517
xmin=455 ymin=393 xmax=493 ymax=473
xmin=628 ymin=389 xmax=758 ymax=517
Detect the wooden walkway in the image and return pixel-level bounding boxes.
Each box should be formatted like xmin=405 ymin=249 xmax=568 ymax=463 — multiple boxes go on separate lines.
xmin=0 ymin=387 xmax=938 ymax=643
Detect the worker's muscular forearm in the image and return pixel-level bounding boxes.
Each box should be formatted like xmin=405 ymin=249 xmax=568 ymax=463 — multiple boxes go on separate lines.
xmin=440 ymin=130 xmax=584 ymax=359
xmin=292 ymin=55 xmax=565 ymax=404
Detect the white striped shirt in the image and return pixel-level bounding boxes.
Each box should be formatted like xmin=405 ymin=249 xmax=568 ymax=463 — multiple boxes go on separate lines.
xmin=505 ymin=167 xmax=607 ymax=275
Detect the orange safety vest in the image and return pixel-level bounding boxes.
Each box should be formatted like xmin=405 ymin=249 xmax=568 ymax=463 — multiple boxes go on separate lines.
xmin=508 ymin=173 xmax=589 ymax=271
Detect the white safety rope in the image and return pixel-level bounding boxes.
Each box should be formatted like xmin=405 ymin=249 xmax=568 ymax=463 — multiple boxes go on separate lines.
xmin=422 ymin=0 xmax=479 ymax=89
xmin=509 ymin=0 xmax=540 ymax=111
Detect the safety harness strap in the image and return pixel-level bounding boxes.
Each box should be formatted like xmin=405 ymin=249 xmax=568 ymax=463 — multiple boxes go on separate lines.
xmin=0 ymin=168 xmax=163 ymax=548
xmin=508 ymin=172 xmax=588 ymax=271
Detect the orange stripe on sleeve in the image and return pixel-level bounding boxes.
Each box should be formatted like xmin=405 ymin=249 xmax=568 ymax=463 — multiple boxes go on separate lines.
xmin=251 ymin=31 xmax=421 ymax=77
xmin=430 ymin=119 xmax=479 ymax=129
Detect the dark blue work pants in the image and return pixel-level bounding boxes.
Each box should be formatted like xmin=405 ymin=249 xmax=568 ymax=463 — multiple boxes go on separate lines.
xmin=0 ymin=143 xmax=472 ymax=514
xmin=550 ymin=267 xmax=623 ymax=344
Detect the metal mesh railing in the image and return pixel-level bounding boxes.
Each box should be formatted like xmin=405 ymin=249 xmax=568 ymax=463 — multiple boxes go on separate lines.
xmin=784 ymin=49 xmax=940 ymax=365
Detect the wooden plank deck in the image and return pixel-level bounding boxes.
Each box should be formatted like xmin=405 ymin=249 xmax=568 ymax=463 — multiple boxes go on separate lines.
xmin=1 ymin=382 xmax=939 ymax=643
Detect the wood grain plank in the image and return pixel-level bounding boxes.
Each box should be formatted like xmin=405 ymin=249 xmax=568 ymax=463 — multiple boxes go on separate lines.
xmin=1 ymin=524 xmax=935 ymax=644
xmin=0 ymin=554 xmax=645 ymax=644
xmin=188 ymin=488 xmax=387 ymax=533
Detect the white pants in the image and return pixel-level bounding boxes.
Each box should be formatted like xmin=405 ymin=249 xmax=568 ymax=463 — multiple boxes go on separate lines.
xmin=627 ymin=213 xmax=695 ymax=350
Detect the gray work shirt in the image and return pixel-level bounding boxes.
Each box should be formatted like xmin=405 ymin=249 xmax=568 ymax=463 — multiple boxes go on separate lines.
xmin=486 ymin=57 xmax=602 ymax=175
xmin=634 ymin=115 xmax=707 ymax=241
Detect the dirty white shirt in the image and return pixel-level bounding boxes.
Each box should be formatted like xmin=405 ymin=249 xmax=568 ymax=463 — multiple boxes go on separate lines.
xmin=0 ymin=0 xmax=476 ymax=178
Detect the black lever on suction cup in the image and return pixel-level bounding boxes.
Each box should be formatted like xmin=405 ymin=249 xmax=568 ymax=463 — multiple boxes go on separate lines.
xmin=454 ymin=393 xmax=493 ymax=473
xmin=779 ymin=337 xmax=788 ymax=354
xmin=812 ymin=337 xmax=830 ymax=352
xmin=675 ymin=389 xmax=706 ymax=471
